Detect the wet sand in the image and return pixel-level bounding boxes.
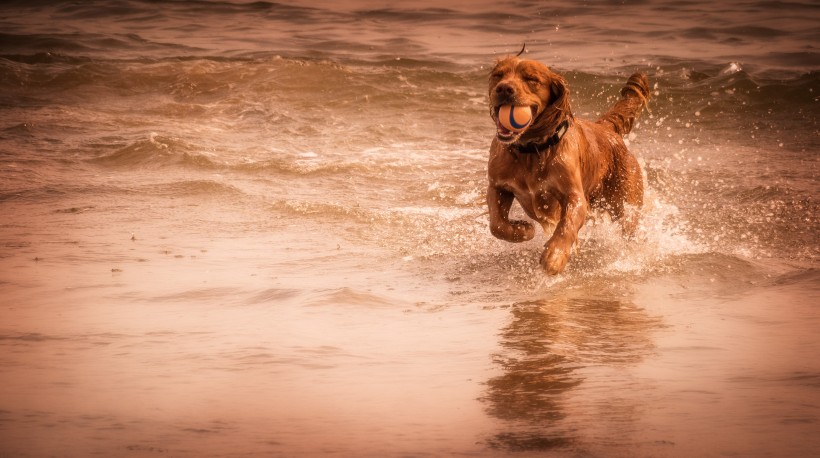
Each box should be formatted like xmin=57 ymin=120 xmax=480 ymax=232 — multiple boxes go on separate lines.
xmin=2 ymin=206 xmax=819 ymax=457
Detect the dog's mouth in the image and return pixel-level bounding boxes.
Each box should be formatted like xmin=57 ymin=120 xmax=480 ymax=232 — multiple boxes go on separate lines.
xmin=494 ymin=105 xmax=537 ymax=143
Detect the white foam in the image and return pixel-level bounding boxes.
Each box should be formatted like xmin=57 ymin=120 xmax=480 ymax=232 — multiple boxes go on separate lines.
xmin=720 ymin=62 xmax=743 ymax=75
xmin=573 ymin=191 xmax=707 ymax=276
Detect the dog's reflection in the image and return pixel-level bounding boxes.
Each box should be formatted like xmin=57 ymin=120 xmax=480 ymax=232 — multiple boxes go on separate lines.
xmin=482 ymin=296 xmax=660 ymax=452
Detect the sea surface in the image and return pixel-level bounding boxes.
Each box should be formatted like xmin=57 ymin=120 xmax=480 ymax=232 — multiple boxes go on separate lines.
xmin=0 ymin=1 xmax=818 ymax=457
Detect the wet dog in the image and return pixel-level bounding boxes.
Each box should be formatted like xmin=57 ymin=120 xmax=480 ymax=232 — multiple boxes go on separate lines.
xmin=486 ymin=53 xmax=650 ymax=275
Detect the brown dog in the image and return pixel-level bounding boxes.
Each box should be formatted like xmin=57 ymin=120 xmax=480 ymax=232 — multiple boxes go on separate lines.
xmin=487 ymin=54 xmax=650 ymax=275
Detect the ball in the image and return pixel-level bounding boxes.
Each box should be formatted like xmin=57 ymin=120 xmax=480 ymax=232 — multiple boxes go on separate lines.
xmin=498 ymin=104 xmax=533 ymax=132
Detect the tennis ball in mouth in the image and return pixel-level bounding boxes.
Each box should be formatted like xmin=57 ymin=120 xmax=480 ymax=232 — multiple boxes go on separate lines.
xmin=498 ymin=104 xmax=533 ymax=132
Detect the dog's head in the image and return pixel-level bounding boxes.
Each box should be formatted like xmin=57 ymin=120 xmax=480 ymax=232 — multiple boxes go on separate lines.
xmin=488 ymin=56 xmax=572 ymax=144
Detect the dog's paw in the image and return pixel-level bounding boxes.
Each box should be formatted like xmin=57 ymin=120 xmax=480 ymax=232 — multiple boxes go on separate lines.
xmin=491 ymin=219 xmax=535 ymax=242
xmin=540 ymin=243 xmax=570 ymax=275
xmin=510 ymin=220 xmax=536 ymax=242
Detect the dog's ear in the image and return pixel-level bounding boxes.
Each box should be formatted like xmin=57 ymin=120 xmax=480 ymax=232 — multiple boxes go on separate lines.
xmin=548 ymin=73 xmax=572 ymax=117
xmin=549 ymin=74 xmax=568 ymax=107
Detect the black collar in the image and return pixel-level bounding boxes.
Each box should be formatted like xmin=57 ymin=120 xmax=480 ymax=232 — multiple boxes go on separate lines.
xmin=514 ymin=119 xmax=570 ymax=155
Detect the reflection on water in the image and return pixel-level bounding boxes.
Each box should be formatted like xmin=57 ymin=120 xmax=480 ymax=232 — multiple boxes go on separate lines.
xmin=483 ymin=293 xmax=661 ymax=453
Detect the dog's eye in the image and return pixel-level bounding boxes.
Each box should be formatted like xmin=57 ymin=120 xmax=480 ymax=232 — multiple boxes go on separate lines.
xmin=525 ymin=76 xmax=541 ymax=85
xmin=490 ymin=71 xmax=504 ymax=80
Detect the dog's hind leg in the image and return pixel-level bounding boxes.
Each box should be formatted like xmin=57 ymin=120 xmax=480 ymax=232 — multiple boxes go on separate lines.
xmin=609 ymin=150 xmax=644 ymax=237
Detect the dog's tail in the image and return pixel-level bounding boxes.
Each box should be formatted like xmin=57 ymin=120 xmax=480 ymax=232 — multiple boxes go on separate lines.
xmin=597 ymin=73 xmax=651 ymax=136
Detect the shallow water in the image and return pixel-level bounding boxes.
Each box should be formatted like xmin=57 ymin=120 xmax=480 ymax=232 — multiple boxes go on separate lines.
xmin=1 ymin=1 xmax=819 ymax=457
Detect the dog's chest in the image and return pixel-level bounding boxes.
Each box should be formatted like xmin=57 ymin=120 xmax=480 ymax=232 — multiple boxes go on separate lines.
xmin=494 ymin=160 xmax=557 ymax=218
xmin=512 ymin=179 xmax=554 ymax=217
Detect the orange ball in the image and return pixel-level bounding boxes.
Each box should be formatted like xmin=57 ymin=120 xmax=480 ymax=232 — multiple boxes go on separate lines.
xmin=499 ymin=105 xmax=533 ymax=132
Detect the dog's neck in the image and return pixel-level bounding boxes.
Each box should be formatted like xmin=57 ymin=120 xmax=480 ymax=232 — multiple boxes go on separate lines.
xmin=514 ymin=118 xmax=570 ymax=155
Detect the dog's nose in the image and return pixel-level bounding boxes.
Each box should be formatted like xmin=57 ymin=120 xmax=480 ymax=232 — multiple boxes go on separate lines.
xmin=495 ymin=82 xmax=515 ymax=97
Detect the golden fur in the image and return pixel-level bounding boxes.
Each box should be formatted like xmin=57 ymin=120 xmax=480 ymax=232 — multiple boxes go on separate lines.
xmin=486 ymin=56 xmax=650 ymax=275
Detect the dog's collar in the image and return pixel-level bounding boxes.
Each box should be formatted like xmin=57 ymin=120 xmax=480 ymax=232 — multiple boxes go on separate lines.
xmin=514 ymin=119 xmax=570 ymax=155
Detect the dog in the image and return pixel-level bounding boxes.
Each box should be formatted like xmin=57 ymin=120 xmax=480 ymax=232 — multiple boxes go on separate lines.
xmin=486 ymin=51 xmax=650 ymax=275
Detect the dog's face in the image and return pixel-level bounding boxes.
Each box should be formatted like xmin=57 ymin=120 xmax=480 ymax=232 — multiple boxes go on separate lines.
xmin=488 ymin=56 xmax=567 ymax=144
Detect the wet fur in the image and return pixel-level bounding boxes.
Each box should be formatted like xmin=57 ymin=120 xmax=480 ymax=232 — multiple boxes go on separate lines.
xmin=486 ymin=56 xmax=650 ymax=275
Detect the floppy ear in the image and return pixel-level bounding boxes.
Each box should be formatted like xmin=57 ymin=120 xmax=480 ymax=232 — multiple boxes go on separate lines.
xmin=546 ymin=73 xmax=573 ymax=123
xmin=549 ymin=74 xmax=569 ymax=111
xmin=523 ymin=71 xmax=573 ymax=142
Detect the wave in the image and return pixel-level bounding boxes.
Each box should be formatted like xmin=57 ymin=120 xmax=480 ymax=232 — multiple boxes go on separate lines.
xmin=0 ymin=182 xmax=127 ymax=202
xmin=771 ymin=268 xmax=820 ymax=289
xmin=303 ymin=287 xmax=398 ymax=308
xmin=1 ymin=50 xmax=814 ymax=122
xmin=2 ymin=0 xmax=817 ymax=74
xmin=643 ymin=62 xmax=818 ymax=119
xmin=679 ymin=25 xmax=789 ymax=41
xmin=0 ymin=31 xmax=203 ymax=60
xmin=268 ymin=198 xmax=377 ymax=224
xmin=88 ymin=134 xmax=220 ymax=169
xmin=4 ymin=47 xmax=811 ymax=104
xmin=722 ymin=183 xmax=809 ymax=204
xmin=231 ymin=154 xmax=385 ymax=177
xmin=85 ymin=133 xmax=434 ymax=182
xmin=137 ymin=180 xmax=245 ymax=198
xmin=0 ymin=179 xmax=243 ymax=203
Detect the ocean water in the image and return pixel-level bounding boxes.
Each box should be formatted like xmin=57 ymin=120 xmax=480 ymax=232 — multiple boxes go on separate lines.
xmin=0 ymin=1 xmax=818 ymax=457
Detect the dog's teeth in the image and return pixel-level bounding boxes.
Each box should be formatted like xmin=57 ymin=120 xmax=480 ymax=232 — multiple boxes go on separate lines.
xmin=497 ymin=119 xmax=510 ymax=133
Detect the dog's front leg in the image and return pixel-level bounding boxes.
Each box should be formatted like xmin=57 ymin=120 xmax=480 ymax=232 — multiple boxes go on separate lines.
xmin=541 ymin=190 xmax=588 ymax=275
xmin=487 ymin=185 xmax=535 ymax=242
